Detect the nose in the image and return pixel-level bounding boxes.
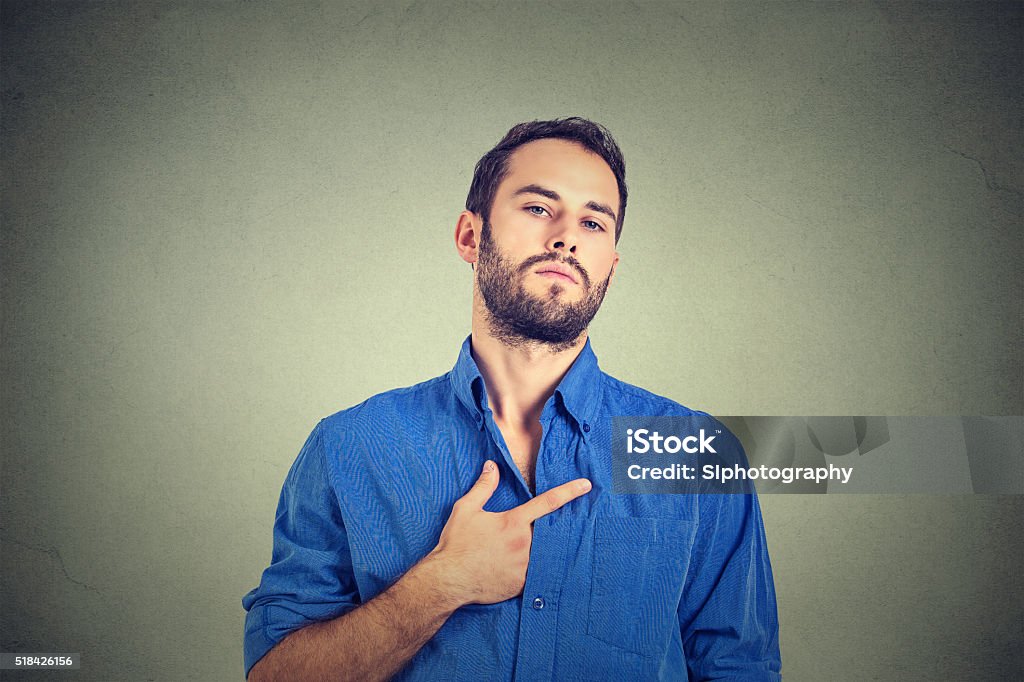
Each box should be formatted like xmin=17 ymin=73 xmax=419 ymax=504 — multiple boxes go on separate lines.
xmin=545 ymin=219 xmax=577 ymax=256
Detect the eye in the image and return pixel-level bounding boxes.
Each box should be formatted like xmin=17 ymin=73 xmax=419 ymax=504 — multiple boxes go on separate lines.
xmin=582 ymin=220 xmax=606 ymax=232
xmin=526 ymin=205 xmax=549 ymax=217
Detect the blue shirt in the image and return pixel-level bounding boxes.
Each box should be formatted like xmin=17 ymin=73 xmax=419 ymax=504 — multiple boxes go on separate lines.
xmin=242 ymin=336 xmax=781 ymax=681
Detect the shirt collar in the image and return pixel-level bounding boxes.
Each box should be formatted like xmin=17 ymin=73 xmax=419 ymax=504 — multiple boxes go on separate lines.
xmin=448 ymin=334 xmax=603 ymax=439
xmin=450 ymin=336 xmax=487 ymax=429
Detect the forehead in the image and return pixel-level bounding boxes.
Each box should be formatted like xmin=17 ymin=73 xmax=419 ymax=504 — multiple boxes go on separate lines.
xmin=498 ymin=138 xmax=619 ymax=210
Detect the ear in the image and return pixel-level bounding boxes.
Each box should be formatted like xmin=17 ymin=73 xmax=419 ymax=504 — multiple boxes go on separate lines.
xmin=455 ymin=211 xmax=481 ymax=267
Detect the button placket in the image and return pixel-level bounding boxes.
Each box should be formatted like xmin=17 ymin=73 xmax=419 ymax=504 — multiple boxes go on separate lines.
xmin=512 ymin=507 xmax=569 ymax=682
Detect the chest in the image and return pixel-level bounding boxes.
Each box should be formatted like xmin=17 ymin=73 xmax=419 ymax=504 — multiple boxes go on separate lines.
xmin=493 ymin=420 xmax=544 ymax=489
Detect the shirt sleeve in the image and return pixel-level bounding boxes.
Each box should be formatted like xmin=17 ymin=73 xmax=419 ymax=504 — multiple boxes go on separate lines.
xmin=241 ymin=420 xmax=361 ymax=679
xmin=678 ymin=490 xmax=782 ymax=681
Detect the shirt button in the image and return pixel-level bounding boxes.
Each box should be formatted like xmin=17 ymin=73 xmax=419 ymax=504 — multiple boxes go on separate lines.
xmin=532 ymin=596 xmax=545 ymax=610
xmin=582 ymin=422 xmax=591 ymax=433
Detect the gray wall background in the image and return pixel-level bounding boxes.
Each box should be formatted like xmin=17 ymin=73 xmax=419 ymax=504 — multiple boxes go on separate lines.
xmin=2 ymin=1 xmax=1021 ymax=680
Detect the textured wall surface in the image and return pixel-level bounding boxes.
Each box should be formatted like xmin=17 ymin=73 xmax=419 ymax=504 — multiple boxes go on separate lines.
xmin=2 ymin=1 xmax=1021 ymax=680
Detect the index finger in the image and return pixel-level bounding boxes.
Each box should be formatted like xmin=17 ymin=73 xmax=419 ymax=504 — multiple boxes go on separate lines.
xmin=511 ymin=478 xmax=592 ymax=524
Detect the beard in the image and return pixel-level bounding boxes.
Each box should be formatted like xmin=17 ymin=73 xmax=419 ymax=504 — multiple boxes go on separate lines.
xmin=476 ymin=220 xmax=612 ymax=351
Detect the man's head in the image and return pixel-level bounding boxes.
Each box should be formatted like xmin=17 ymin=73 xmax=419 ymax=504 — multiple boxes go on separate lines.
xmin=455 ymin=118 xmax=627 ymax=350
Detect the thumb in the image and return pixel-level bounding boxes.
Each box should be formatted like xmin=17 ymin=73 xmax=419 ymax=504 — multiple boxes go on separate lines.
xmin=461 ymin=459 xmax=499 ymax=509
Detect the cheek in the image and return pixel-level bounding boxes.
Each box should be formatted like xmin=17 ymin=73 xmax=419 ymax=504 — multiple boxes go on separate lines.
xmin=588 ymin=255 xmax=616 ymax=277
xmin=496 ymin=228 xmax=543 ymax=259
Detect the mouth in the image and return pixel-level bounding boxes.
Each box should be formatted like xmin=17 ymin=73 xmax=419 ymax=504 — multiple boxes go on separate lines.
xmin=534 ymin=265 xmax=579 ymax=285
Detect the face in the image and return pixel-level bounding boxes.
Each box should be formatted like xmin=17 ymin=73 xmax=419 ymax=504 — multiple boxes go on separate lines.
xmin=473 ymin=139 xmax=621 ymax=348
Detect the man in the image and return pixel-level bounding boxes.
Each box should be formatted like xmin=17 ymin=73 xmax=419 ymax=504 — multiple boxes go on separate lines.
xmin=242 ymin=118 xmax=781 ymax=681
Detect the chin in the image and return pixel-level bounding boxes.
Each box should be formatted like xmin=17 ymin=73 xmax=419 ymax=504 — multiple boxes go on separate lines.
xmin=531 ymin=280 xmax=578 ymax=297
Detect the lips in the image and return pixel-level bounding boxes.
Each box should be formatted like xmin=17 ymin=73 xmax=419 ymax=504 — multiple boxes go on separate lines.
xmin=535 ymin=263 xmax=579 ymax=284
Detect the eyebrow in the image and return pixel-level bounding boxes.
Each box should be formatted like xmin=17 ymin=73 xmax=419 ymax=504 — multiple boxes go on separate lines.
xmin=512 ymin=183 xmax=618 ymax=224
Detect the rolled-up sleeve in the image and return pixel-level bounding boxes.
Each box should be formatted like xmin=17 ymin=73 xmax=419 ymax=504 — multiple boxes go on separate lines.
xmin=242 ymin=420 xmax=360 ymax=679
xmin=678 ymin=491 xmax=782 ymax=681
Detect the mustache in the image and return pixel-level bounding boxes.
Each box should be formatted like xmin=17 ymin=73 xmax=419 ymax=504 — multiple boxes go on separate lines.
xmin=517 ymin=252 xmax=591 ymax=288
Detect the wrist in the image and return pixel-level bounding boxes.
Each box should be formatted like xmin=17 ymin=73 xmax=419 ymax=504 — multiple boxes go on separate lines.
xmin=412 ymin=549 xmax=472 ymax=611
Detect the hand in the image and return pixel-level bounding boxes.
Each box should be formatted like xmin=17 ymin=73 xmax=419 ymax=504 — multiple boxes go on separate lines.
xmin=426 ymin=460 xmax=592 ymax=606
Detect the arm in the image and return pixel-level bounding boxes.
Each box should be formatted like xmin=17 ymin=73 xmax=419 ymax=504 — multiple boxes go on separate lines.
xmin=679 ymin=491 xmax=782 ymax=681
xmin=248 ymin=551 xmax=462 ymax=682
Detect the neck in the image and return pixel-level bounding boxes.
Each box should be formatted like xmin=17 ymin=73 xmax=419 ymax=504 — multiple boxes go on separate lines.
xmin=470 ymin=297 xmax=586 ymax=430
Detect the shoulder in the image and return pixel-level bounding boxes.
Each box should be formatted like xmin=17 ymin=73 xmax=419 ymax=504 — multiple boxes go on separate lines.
xmin=599 ymin=371 xmax=709 ymax=418
xmin=317 ymin=372 xmax=452 ymax=435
